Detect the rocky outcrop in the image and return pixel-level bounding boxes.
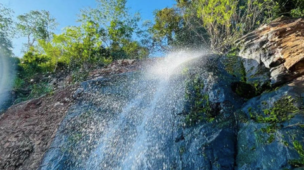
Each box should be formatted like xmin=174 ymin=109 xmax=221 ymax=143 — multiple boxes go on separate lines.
xmin=0 ymin=87 xmax=75 ymax=170
xmin=236 ymin=76 xmax=304 ymax=169
xmin=173 ymin=56 xmax=243 ymax=170
xmin=237 ymin=17 xmax=304 ymax=86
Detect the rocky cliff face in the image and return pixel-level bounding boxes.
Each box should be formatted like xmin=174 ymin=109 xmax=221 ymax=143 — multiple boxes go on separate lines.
xmin=1 ymin=18 xmax=304 ymax=170
xmin=237 ymin=17 xmax=304 ymax=86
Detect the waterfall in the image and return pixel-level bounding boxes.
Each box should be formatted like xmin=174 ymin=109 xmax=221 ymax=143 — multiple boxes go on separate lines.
xmin=41 ymin=50 xmax=205 ymax=170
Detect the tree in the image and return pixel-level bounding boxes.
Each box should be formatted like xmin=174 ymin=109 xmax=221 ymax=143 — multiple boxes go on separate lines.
xmin=151 ymin=6 xmax=209 ymax=51
xmin=38 ymin=21 xmax=111 ymax=71
xmin=152 ymin=0 xmax=276 ymax=52
xmin=80 ymin=0 xmax=128 ymax=27
xmin=19 ymin=49 xmax=52 ymax=79
xmin=79 ymin=0 xmax=149 ymax=59
xmin=153 ymin=8 xmax=182 ymax=44
xmin=16 ymin=10 xmax=57 ymax=50
xmin=193 ymin=0 xmax=277 ymax=51
xmin=0 ymin=3 xmax=14 ymax=57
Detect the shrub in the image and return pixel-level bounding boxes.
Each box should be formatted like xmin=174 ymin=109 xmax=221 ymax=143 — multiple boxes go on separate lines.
xmin=274 ymin=0 xmax=304 ymax=17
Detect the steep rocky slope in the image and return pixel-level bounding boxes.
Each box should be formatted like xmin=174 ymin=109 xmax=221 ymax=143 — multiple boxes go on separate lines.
xmin=0 ymin=88 xmax=75 ymax=169
xmin=237 ymin=17 xmax=304 ymax=86
xmin=0 ymin=17 xmax=304 ymax=170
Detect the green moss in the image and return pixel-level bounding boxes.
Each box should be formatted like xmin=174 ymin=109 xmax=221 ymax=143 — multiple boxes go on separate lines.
xmin=250 ymin=96 xmax=299 ymax=144
xmin=224 ymin=47 xmax=246 ymax=82
xmin=184 ymin=76 xmax=214 ymax=126
xmin=283 ymin=141 xmax=289 ymax=147
xmin=267 ymin=134 xmax=275 ymax=144
xmin=257 ymin=96 xmax=298 ymax=124
xmin=289 ymin=141 xmax=304 ymax=167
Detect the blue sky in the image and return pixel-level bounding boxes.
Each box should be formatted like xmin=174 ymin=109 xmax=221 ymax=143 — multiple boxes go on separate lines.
xmin=2 ymin=0 xmax=175 ymax=57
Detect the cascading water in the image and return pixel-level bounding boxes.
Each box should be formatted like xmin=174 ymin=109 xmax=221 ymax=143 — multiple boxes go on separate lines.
xmin=41 ymin=50 xmax=206 ymax=170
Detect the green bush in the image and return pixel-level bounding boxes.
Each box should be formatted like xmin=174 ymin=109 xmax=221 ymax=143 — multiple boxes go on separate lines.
xmin=19 ymin=50 xmax=54 ymax=79
xmin=274 ymin=0 xmax=304 ymax=17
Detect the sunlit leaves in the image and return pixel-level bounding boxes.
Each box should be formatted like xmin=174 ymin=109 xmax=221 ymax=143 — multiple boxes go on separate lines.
xmin=37 ymin=21 xmax=107 ymax=70
xmin=189 ymin=0 xmax=277 ymax=51
xmin=152 ymin=8 xmax=182 ymax=44
xmin=16 ymin=10 xmax=58 ymax=49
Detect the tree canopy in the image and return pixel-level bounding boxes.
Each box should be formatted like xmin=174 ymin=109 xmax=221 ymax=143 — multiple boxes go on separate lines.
xmin=0 ymin=4 xmax=14 ymax=57
xmin=16 ymin=10 xmax=57 ymax=50
xmin=1 ymin=0 xmax=304 ymax=102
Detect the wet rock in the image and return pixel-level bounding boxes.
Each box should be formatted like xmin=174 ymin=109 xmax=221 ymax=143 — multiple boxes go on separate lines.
xmin=173 ymin=55 xmax=242 ymax=170
xmin=236 ymin=76 xmax=304 ymax=169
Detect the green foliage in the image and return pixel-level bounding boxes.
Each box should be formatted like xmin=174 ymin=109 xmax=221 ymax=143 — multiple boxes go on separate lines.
xmin=151 ymin=5 xmax=209 ymax=50
xmin=14 ymin=82 xmax=53 ymax=103
xmin=184 ymin=76 xmax=214 ymax=126
xmin=289 ymin=141 xmax=304 ymax=167
xmin=79 ymin=0 xmax=150 ymax=59
xmin=13 ymin=77 xmax=25 ymax=90
xmin=274 ymin=0 xmax=304 ymax=17
xmin=28 ymin=82 xmax=53 ymax=98
xmin=257 ymin=96 xmax=298 ymax=124
xmin=16 ymin=10 xmax=57 ymax=49
xmin=152 ymin=8 xmax=183 ymax=44
xmin=71 ymin=70 xmax=89 ymax=84
xmin=108 ymin=19 xmax=149 ymax=59
xmin=193 ymin=0 xmax=276 ymax=51
xmin=247 ymin=96 xmax=300 ymax=145
xmin=80 ymin=0 xmax=128 ymax=26
xmin=38 ymin=21 xmax=112 ymax=70
xmin=249 ymin=96 xmax=299 ymax=135
xmin=18 ymin=49 xmax=53 ymax=78
xmin=151 ymin=0 xmax=281 ymax=52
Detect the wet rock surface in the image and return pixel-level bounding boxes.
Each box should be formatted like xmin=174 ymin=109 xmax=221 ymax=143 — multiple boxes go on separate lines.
xmin=236 ymin=79 xmax=304 ymax=170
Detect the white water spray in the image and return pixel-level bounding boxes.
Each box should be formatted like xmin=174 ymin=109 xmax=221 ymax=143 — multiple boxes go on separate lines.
xmin=146 ymin=50 xmax=206 ymax=79
xmin=42 ymin=49 xmax=207 ymax=170
xmin=96 ymin=50 xmax=205 ymax=170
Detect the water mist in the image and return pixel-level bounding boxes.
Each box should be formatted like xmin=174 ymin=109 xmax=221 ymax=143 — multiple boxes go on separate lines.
xmin=41 ymin=50 xmax=207 ymax=170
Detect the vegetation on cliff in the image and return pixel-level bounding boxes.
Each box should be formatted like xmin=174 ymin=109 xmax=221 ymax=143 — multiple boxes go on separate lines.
xmin=1 ymin=0 xmax=304 ymax=103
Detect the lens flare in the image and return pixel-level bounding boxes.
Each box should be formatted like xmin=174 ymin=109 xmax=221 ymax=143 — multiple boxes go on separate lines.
xmin=0 ymin=54 xmax=15 ymax=112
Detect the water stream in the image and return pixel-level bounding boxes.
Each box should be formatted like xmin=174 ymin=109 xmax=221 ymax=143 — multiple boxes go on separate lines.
xmin=41 ymin=51 xmax=205 ymax=170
